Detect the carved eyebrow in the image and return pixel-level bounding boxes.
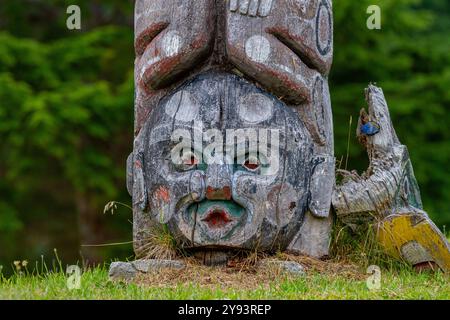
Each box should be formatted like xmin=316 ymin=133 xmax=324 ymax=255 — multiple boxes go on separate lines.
xmin=135 ymin=22 xmax=169 ymax=56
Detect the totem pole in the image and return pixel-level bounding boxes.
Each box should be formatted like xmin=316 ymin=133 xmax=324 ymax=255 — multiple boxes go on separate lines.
xmin=125 ymin=0 xmax=450 ymax=270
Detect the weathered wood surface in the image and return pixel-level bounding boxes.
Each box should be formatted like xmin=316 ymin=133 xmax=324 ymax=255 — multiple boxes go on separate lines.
xmin=131 ymin=0 xmax=336 ymax=260
xmin=333 ymin=85 xmax=424 ymax=224
xmin=333 ymin=86 xmax=422 ymax=221
xmin=129 ymin=1 xmax=449 ymax=269
xmin=134 ymin=0 xmax=335 ymax=153
xmin=333 ymin=85 xmax=450 ymax=271
xmin=133 ymin=72 xmax=315 ymax=254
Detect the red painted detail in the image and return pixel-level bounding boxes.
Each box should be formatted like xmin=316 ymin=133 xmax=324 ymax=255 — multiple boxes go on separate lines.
xmin=134 ymin=160 xmax=142 ymax=169
xmin=206 ymin=186 xmax=232 ymax=200
xmin=141 ymin=33 xmax=212 ymax=93
xmin=183 ymin=154 xmax=199 ymax=166
xmin=202 ymin=209 xmax=233 ymax=229
xmin=265 ymin=26 xmax=331 ymax=75
xmin=135 ymin=22 xmax=170 ymax=56
xmin=154 ymin=186 xmax=170 ymax=204
xmin=243 ymin=159 xmax=260 ymax=171
xmin=226 ymin=43 xmax=311 ymax=104
xmin=141 ymin=53 xmax=183 ymax=93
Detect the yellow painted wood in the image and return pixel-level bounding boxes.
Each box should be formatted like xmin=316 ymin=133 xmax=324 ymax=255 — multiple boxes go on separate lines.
xmin=377 ymin=214 xmax=450 ymax=272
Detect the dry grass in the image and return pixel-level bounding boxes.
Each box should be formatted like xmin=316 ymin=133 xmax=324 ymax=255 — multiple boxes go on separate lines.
xmin=134 ymin=253 xmax=365 ymax=290
xmin=131 ymin=220 xmax=399 ymax=290
xmin=136 ymin=224 xmax=180 ymax=261
xmin=122 ymin=215 xmax=436 ymax=292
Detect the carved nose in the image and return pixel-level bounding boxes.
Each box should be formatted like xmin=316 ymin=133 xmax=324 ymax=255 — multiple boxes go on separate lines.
xmin=206 ymin=186 xmax=232 ymax=200
xmin=205 ymin=164 xmax=232 ymax=200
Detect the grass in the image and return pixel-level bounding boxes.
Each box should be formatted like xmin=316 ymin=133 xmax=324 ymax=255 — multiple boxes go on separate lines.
xmin=0 ymin=263 xmax=448 ymax=300
xmin=1 ymin=227 xmax=448 ymax=300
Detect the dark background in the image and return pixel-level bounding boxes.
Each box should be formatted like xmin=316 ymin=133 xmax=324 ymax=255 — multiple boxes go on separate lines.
xmin=0 ymin=0 xmax=449 ymax=273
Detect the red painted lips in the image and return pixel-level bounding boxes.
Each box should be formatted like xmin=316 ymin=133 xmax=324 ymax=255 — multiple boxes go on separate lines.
xmin=201 ymin=209 xmax=233 ymax=229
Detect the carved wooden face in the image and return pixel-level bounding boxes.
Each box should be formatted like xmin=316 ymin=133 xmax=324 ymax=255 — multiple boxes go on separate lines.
xmin=137 ymin=72 xmax=314 ymax=251
xmin=132 ymin=1 xmax=336 ymax=259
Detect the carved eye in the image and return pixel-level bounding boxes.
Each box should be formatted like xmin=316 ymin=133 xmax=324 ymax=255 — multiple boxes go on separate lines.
xmin=242 ymin=155 xmax=261 ymax=172
xmin=183 ymin=154 xmax=198 ymax=166
xmin=176 ymin=151 xmax=200 ymax=171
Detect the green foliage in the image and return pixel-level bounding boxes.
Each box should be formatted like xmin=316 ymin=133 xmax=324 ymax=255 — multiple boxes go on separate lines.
xmin=0 ymin=15 xmax=134 ymax=263
xmin=0 ymin=0 xmax=448 ymax=266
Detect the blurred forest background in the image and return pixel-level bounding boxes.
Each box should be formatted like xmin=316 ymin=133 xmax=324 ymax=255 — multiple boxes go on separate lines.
xmin=0 ymin=0 xmax=449 ymax=272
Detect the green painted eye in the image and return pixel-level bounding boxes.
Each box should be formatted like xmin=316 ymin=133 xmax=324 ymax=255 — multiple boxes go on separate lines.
xmin=242 ymin=156 xmax=261 ymax=172
xmin=235 ymin=153 xmax=269 ymax=173
xmin=174 ymin=150 xmax=207 ymax=172
xmin=175 ymin=151 xmax=199 ymax=171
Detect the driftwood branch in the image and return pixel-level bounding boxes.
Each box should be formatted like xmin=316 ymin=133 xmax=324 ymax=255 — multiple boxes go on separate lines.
xmin=333 ymin=85 xmax=423 ymax=223
xmin=333 ymin=85 xmax=450 ymax=271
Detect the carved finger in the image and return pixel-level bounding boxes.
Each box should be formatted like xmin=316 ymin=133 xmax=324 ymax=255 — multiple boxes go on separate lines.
xmin=248 ymin=0 xmax=260 ymax=17
xmin=239 ymin=0 xmax=251 ymax=15
xmin=230 ymin=0 xmax=239 ymax=12
xmin=230 ymin=0 xmax=273 ymax=17
xmin=258 ymin=0 xmax=274 ymax=17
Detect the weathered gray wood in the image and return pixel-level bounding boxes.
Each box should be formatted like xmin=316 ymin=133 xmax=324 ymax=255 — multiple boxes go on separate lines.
xmin=226 ymin=0 xmax=333 ymax=104
xmin=332 ymin=85 xmax=423 ymax=223
xmin=130 ymin=0 xmax=337 ymax=262
xmin=126 ymin=1 xmax=450 ymax=270
xmin=287 ymin=211 xmax=334 ymax=258
xmin=133 ymin=72 xmax=314 ymax=255
xmin=332 ymin=85 xmax=450 ymax=271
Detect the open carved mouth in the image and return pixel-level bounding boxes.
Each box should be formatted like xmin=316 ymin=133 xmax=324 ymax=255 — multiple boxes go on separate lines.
xmin=201 ymin=209 xmax=233 ymax=229
xmin=185 ymin=200 xmax=246 ymax=242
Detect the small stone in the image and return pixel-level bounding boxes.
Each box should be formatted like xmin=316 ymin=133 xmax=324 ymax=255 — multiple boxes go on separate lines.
xmin=260 ymin=260 xmax=306 ymax=276
xmin=108 ymin=262 xmax=137 ymax=281
xmin=279 ymin=261 xmax=306 ymax=275
xmin=132 ymin=259 xmax=186 ymax=272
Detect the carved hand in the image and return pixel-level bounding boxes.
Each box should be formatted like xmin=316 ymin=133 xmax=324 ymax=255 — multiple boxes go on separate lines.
xmin=226 ymin=0 xmax=333 ymax=105
xmin=229 ymin=0 xmax=274 ymax=17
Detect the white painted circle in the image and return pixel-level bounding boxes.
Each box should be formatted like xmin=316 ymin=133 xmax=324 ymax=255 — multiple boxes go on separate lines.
xmin=245 ymin=35 xmax=271 ymax=63
xmin=238 ymin=94 xmax=274 ymax=124
xmin=165 ymin=91 xmax=199 ymax=122
xmin=161 ymin=31 xmax=182 ymax=57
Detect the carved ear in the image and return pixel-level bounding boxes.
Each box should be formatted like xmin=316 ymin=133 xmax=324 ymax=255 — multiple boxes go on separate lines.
xmin=309 ymin=154 xmax=335 ymax=218
xmin=126 ymin=153 xmax=134 ymax=197
xmin=131 ymin=131 xmax=147 ymax=211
